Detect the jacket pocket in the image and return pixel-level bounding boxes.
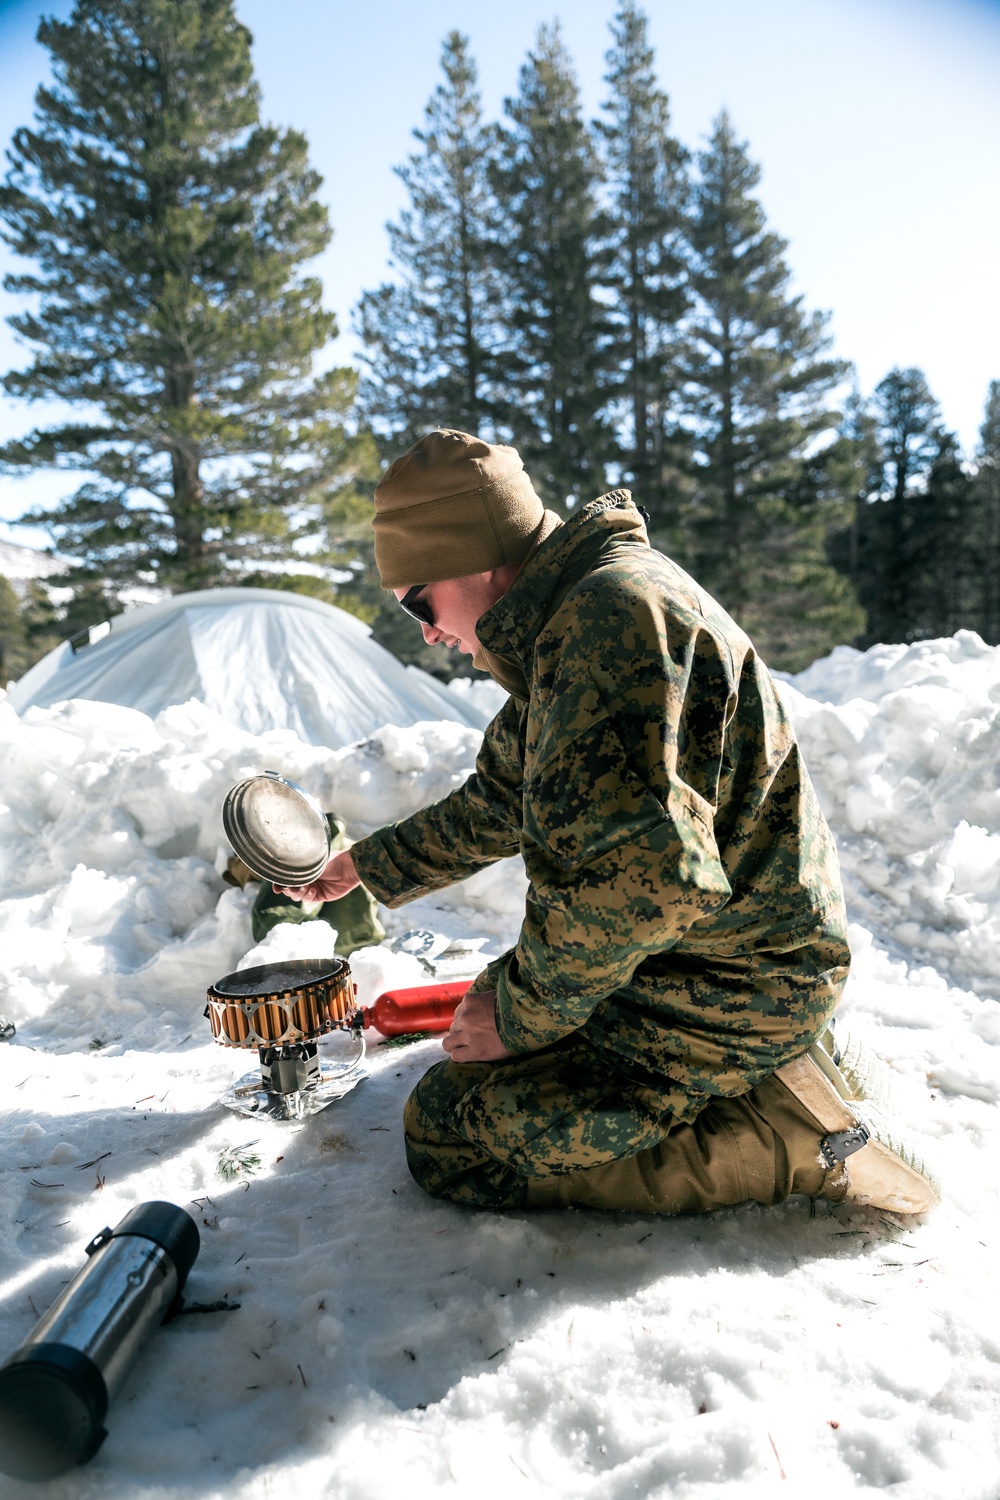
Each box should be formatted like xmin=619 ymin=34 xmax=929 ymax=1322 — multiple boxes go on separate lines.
xmin=523 ymin=714 xmax=670 ymax=872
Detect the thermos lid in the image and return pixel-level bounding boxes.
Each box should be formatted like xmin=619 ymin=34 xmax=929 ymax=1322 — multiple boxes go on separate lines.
xmin=0 ymin=1345 xmax=107 ymax=1481
xmin=222 ymin=771 xmax=331 ymax=886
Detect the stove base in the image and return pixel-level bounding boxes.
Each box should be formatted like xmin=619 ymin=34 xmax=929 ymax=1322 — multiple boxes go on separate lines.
xmin=221 ymin=1039 xmax=367 ymax=1121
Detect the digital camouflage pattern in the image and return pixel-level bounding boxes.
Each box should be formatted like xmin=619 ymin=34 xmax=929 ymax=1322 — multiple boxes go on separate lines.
xmin=403 ymin=1037 xmax=845 ymax=1211
xmin=347 ymin=492 xmax=851 ymax=1206
xmin=402 ymin=1036 xmax=698 ymax=1210
xmin=351 ymin=491 xmax=850 ymax=1201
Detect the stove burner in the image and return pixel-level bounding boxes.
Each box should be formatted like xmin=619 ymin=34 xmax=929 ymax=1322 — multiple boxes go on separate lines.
xmin=259 ymin=1040 xmax=322 ymax=1094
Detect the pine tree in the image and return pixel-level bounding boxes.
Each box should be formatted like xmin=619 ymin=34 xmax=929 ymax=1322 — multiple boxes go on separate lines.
xmin=915 ymin=434 xmax=977 ymax=638
xmin=678 ymin=112 xmax=856 ymax=667
xmin=21 ymin=578 xmax=62 ymax=665
xmin=596 ymin=1 xmax=689 ymax=529
xmin=827 ymin=381 xmax=882 ymax=595
xmin=735 ymin=433 xmax=866 ymax=672
xmin=853 ymin=367 xmax=945 ymax=644
xmin=490 ymin=23 xmax=610 ymax=509
xmin=0 ymin=576 xmax=61 ymax=681
xmin=0 ymin=578 xmax=28 ymax=684
xmin=971 ymin=380 xmax=1000 ymax=643
xmin=0 ymin=0 xmax=372 ymax=597
xmin=355 ymin=32 xmax=498 ymax=450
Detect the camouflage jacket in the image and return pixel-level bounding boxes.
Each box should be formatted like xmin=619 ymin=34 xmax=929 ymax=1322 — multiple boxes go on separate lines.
xmin=351 ymin=493 xmax=850 ymax=1096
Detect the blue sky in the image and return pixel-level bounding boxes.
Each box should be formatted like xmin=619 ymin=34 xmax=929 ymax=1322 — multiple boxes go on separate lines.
xmin=0 ymin=0 xmax=998 ymax=546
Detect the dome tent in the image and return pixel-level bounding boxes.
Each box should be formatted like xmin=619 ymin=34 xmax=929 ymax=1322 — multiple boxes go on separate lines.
xmin=6 ymin=586 xmax=491 ymax=745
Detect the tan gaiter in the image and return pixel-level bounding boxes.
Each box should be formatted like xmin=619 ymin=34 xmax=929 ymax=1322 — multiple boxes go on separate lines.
xmin=524 ymin=1075 xmax=848 ymax=1213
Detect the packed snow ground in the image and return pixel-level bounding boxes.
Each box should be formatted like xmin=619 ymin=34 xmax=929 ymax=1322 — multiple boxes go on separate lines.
xmin=1 ymin=632 xmax=999 ymax=1500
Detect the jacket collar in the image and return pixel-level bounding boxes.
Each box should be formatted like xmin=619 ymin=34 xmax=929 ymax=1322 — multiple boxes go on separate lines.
xmin=476 ymin=489 xmax=648 ymax=696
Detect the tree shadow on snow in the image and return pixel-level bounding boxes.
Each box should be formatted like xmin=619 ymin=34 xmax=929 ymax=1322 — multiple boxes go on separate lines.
xmin=0 ymin=1042 xmax=922 ymax=1495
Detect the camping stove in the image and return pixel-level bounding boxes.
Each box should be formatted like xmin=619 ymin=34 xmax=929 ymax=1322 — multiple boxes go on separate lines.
xmin=205 ymin=958 xmax=365 ymax=1121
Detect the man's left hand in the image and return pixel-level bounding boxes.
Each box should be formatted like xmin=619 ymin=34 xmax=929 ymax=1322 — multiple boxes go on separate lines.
xmin=442 ymin=990 xmax=511 ymax=1064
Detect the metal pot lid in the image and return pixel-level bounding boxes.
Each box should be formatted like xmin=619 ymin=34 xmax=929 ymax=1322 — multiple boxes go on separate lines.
xmin=222 ymin=772 xmax=331 ymax=886
xmin=209 ymin=957 xmax=347 ymax=998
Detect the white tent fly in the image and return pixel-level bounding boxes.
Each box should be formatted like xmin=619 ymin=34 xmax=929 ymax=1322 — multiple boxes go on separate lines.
xmin=6 ymin=586 xmax=492 ymax=745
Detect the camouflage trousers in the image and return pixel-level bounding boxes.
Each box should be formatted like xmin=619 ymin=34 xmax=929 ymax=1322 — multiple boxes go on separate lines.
xmin=403 ymin=1034 xmax=843 ymax=1213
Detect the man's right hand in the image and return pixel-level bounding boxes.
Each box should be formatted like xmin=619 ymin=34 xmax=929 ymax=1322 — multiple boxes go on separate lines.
xmin=273 ymin=850 xmax=361 ymax=904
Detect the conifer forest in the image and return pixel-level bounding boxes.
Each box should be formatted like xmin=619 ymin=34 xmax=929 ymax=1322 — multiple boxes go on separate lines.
xmin=1 ymin=0 xmax=997 ymax=677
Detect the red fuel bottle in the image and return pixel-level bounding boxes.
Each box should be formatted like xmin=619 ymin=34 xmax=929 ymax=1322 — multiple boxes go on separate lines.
xmin=359 ymin=980 xmax=472 ymax=1037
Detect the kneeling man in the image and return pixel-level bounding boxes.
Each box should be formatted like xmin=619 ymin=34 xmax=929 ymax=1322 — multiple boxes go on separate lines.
xmin=282 ymin=429 xmax=938 ymax=1218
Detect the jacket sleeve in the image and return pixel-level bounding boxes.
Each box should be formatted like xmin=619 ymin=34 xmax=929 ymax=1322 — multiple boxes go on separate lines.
xmin=494 ymin=592 xmax=735 ymax=1053
xmin=350 ymin=693 xmax=525 ymax=907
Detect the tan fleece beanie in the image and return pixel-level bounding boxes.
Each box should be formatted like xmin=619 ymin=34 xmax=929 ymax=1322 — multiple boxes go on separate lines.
xmin=372 ymin=429 xmax=545 ymax=589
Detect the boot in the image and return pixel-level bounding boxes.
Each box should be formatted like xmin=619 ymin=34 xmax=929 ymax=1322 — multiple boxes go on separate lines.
xmin=776 ymin=1020 xmax=940 ymax=1215
xmin=526 ymin=1022 xmax=939 ymax=1217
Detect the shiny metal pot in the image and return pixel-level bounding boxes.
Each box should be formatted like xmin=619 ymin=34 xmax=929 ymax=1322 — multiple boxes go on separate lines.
xmin=222 ymin=770 xmax=331 ymax=886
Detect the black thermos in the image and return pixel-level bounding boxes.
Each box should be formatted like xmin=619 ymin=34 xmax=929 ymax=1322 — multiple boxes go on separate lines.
xmin=0 ymin=1201 xmax=199 ymax=1482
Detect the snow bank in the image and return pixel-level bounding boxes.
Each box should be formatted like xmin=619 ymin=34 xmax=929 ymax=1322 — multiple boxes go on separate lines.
xmin=0 ymin=637 xmax=998 ymax=1500
xmin=0 ymin=695 xmax=523 ymax=1047
xmin=779 ymin=630 xmax=1000 ymax=999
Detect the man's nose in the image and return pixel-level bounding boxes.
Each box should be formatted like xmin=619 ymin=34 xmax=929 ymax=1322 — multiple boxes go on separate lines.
xmin=421 ymin=622 xmax=443 ymax=645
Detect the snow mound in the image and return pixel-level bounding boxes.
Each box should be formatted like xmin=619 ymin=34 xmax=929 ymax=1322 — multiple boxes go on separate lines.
xmin=778 ymin=629 xmax=1000 ymax=995
xmin=0 ymin=634 xmax=997 ymax=1500
xmin=0 ymin=695 xmax=524 ymax=1048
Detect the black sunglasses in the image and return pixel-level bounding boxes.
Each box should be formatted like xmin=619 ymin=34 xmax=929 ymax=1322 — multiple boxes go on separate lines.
xmin=398 ymin=583 xmax=434 ymax=628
